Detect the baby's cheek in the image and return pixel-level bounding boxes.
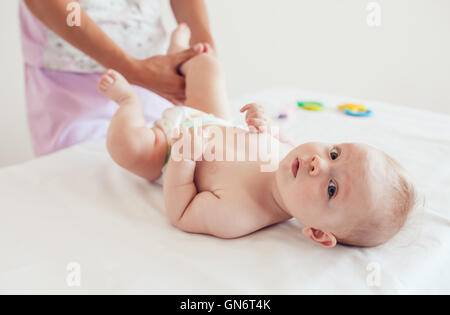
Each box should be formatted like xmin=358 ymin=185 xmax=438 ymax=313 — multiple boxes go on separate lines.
xmin=298 ymin=189 xmax=317 ymax=206
xmin=285 ymin=187 xmax=299 ymax=206
xmin=296 ymin=195 xmax=318 ymax=218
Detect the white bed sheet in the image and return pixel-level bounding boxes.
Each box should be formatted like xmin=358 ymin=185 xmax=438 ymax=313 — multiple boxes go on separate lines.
xmin=1 ymin=88 xmax=449 ymax=294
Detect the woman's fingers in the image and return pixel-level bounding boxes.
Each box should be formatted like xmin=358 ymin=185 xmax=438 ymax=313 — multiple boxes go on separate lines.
xmin=173 ymin=45 xmax=203 ymax=65
xmin=159 ymin=75 xmax=187 ymax=105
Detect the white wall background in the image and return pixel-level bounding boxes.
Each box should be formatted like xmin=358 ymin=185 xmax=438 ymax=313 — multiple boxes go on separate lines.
xmin=0 ymin=0 xmax=33 ymax=167
xmin=1 ymin=0 xmax=449 ymax=167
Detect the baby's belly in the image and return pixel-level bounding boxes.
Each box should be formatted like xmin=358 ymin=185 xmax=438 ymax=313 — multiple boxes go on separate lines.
xmin=180 ymin=125 xmax=281 ymax=191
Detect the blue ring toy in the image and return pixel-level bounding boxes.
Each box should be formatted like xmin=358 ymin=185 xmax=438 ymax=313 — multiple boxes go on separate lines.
xmin=345 ymin=108 xmax=372 ymax=117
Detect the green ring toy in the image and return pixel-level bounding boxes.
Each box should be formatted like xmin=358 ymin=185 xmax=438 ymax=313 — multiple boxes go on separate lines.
xmin=297 ymin=101 xmax=324 ymax=111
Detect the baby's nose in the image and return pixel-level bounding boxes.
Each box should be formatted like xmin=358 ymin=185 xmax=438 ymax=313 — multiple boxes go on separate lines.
xmin=309 ymin=155 xmax=321 ymax=176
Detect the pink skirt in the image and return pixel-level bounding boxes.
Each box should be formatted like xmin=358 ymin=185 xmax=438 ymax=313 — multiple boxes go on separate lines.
xmin=19 ymin=1 xmax=172 ymax=156
xmin=24 ymin=66 xmax=172 ymax=156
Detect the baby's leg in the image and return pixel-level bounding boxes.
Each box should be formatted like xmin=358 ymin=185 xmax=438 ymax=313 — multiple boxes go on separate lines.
xmin=168 ymin=25 xmax=231 ymax=120
xmin=98 ymin=70 xmax=167 ymax=181
xmin=183 ymin=53 xmax=231 ymax=120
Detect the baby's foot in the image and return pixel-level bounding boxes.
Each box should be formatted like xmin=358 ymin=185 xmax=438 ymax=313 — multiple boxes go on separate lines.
xmin=168 ymin=23 xmax=192 ymax=54
xmin=98 ymin=69 xmax=136 ymax=105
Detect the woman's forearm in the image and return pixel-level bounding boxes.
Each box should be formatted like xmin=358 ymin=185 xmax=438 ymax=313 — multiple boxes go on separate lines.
xmin=170 ymin=0 xmax=215 ymax=49
xmin=24 ymin=0 xmax=138 ymax=80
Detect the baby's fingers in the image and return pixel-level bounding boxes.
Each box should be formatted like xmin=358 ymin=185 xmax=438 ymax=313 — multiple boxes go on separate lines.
xmin=247 ymin=118 xmax=268 ymax=133
xmin=246 ymin=117 xmax=266 ymax=125
xmin=246 ymin=110 xmax=269 ymax=121
xmin=240 ymin=104 xmax=252 ymax=113
xmin=240 ymin=103 xmax=262 ymax=113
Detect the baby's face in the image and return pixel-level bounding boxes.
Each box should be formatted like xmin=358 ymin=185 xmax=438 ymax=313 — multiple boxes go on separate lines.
xmin=276 ymin=142 xmax=382 ymax=242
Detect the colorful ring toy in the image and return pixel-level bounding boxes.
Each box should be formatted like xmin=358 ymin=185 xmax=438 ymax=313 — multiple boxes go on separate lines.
xmin=298 ymin=101 xmax=324 ymax=111
xmin=339 ymin=104 xmax=372 ymax=117
xmin=338 ymin=104 xmax=366 ymax=112
xmin=344 ymin=108 xmax=372 ymax=117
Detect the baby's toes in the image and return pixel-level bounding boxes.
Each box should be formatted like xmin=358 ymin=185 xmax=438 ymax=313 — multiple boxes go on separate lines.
xmin=97 ymin=69 xmax=135 ymax=104
xmin=98 ymin=72 xmax=115 ymax=92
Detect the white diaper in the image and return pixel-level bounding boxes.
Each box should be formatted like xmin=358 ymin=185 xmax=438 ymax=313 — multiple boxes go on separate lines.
xmin=155 ymin=106 xmax=233 ymax=146
xmin=153 ymin=106 xmax=234 ymax=185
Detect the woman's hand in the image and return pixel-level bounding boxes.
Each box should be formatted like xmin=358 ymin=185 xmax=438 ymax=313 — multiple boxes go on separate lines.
xmin=127 ymin=45 xmax=203 ymax=105
xmin=240 ymin=103 xmax=272 ymax=133
xmin=24 ymin=0 xmax=205 ymax=106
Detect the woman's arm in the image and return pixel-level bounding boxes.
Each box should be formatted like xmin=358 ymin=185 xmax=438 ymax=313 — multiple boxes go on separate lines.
xmin=24 ymin=0 xmax=201 ymax=104
xmin=170 ymin=0 xmax=215 ymax=50
xmin=24 ymin=0 xmax=135 ymax=79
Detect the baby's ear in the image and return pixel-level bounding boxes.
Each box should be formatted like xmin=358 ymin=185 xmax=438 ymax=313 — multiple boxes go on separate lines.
xmin=301 ymin=227 xmax=337 ymax=248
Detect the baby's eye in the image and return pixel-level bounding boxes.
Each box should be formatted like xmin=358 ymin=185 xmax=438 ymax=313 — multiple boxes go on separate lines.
xmin=328 ymin=180 xmax=337 ymax=198
xmin=330 ymin=148 xmax=339 ymax=160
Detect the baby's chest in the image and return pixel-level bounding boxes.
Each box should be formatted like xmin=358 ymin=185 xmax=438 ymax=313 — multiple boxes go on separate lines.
xmin=194 ymin=160 xmax=263 ymax=193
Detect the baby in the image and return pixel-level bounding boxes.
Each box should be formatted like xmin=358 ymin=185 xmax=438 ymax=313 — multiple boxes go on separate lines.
xmin=98 ymin=24 xmax=416 ymax=248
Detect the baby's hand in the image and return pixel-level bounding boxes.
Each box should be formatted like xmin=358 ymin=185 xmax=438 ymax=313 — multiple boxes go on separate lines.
xmin=240 ymin=103 xmax=271 ymax=133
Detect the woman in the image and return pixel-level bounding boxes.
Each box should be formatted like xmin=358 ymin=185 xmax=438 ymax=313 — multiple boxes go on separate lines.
xmin=20 ymin=0 xmax=215 ymax=156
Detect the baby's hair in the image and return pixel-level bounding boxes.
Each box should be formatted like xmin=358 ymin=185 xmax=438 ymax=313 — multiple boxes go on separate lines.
xmin=338 ymin=151 xmax=417 ymax=248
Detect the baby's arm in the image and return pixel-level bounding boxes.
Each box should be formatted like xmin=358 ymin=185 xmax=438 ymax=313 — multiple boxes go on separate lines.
xmin=163 ymin=157 xmax=229 ymax=237
xmin=241 ymin=103 xmax=295 ymax=147
xmin=163 ymin=145 xmax=268 ymax=238
xmin=163 ymin=157 xmax=198 ymax=225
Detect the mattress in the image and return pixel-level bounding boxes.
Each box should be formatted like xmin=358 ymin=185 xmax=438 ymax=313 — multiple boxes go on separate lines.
xmin=0 ymin=88 xmax=449 ymax=294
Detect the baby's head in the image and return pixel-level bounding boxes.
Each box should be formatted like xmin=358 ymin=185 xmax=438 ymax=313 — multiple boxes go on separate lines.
xmin=275 ymin=142 xmax=416 ymax=248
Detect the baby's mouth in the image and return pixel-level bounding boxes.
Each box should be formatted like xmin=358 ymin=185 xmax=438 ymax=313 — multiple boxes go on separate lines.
xmin=292 ymin=157 xmax=301 ymax=178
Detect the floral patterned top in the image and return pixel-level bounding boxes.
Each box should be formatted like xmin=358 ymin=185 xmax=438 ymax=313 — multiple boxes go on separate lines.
xmin=34 ymin=0 xmax=168 ymax=73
